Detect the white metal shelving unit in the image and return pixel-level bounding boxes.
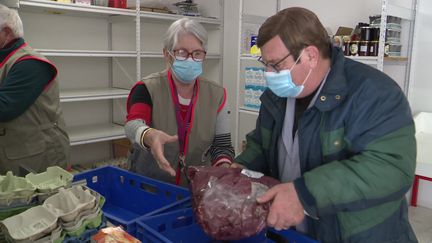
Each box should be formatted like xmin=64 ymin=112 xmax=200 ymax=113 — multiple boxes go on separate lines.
xmin=36 ymin=49 xmax=138 ymax=57
xmin=383 ymin=0 xmax=418 ymax=94
xmin=19 ymin=0 xmax=136 ymax=16
xmin=67 ymin=123 xmax=125 ymax=146
xmin=222 ymin=0 xmax=279 ymax=153
xmin=60 ymin=88 xmax=130 ymax=102
xmin=19 ymin=0 xmax=138 ymax=149
xmin=19 ymin=0 xmax=223 ymax=164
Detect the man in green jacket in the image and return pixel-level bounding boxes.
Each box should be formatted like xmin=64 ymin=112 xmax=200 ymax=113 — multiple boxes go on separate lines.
xmin=233 ymin=7 xmax=417 ymax=242
xmin=0 ymin=4 xmax=69 ymax=174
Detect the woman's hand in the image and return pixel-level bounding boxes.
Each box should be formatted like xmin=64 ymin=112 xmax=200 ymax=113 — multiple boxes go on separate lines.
xmin=144 ymin=129 xmax=178 ymax=176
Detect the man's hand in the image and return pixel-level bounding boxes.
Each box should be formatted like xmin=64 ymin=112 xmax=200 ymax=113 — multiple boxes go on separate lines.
xmin=144 ymin=129 xmax=178 ymax=176
xmin=257 ymin=182 xmax=305 ymax=230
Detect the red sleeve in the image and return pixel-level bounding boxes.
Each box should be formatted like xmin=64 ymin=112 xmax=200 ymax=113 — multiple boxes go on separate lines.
xmin=126 ymin=82 xmax=152 ymax=125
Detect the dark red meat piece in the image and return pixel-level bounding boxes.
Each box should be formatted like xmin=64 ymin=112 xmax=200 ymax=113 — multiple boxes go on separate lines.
xmin=188 ymin=166 xmax=280 ymax=240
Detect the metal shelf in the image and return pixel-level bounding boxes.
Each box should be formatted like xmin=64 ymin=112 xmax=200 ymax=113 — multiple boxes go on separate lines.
xmin=384 ymin=56 xmax=409 ymax=62
xmin=240 ymin=54 xmax=260 ymax=61
xmin=60 ymin=88 xmax=129 ymax=102
xmin=67 ymin=123 xmax=125 ymax=146
xmin=239 ymin=106 xmax=259 ymax=115
xmin=346 ymin=56 xmax=379 ymax=65
xmin=35 ymin=49 xmax=137 ymax=57
xmin=19 ymin=0 xmax=136 ymax=17
xmin=19 ymin=0 xmax=222 ymax=25
xmin=139 ymin=11 xmax=221 ymax=25
xmin=346 ymin=56 xmax=408 ymax=65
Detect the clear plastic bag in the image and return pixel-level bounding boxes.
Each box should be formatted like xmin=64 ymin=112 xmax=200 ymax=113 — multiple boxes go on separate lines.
xmin=188 ymin=166 xmax=279 ymax=240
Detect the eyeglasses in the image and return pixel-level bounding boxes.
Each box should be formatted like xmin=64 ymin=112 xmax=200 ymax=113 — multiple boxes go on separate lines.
xmin=257 ymin=52 xmax=292 ymax=72
xmin=171 ymin=49 xmax=207 ymax=62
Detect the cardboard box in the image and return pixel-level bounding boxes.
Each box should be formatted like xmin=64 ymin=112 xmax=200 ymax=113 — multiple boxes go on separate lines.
xmin=113 ymin=139 xmax=131 ymax=158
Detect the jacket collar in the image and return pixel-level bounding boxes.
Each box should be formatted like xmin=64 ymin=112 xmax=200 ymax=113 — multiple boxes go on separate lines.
xmin=313 ymin=46 xmax=349 ymax=112
xmin=0 ymin=38 xmax=24 ymax=61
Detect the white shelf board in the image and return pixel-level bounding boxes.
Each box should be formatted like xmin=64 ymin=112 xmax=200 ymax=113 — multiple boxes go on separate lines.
xmin=140 ymin=52 xmax=221 ymax=59
xmin=19 ymin=0 xmax=136 ymax=17
xmin=139 ymin=11 xmax=221 ymax=25
xmin=67 ymin=123 xmax=125 ymax=146
xmin=239 ymin=106 xmax=259 ymax=115
xmin=240 ymin=54 xmax=261 ymax=61
xmin=346 ymin=56 xmax=379 ymax=65
xmin=347 ymin=56 xmax=408 ymax=66
xmin=60 ymin=88 xmax=129 ymax=102
xmin=35 ymin=49 xmax=137 ymax=57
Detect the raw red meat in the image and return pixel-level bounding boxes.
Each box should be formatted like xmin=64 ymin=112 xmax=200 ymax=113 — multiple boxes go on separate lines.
xmin=188 ymin=166 xmax=280 ymax=240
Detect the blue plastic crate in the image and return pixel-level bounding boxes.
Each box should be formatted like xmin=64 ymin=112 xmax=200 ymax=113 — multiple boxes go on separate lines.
xmin=73 ymin=166 xmax=190 ymax=235
xmin=135 ymin=208 xmax=318 ymax=243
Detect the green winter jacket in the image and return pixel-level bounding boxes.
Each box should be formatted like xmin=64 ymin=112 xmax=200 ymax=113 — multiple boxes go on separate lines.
xmin=235 ymin=47 xmax=417 ymax=243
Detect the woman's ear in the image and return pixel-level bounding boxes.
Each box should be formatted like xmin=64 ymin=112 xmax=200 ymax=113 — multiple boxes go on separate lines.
xmin=163 ymin=48 xmax=172 ymax=63
xmin=0 ymin=26 xmax=13 ymax=41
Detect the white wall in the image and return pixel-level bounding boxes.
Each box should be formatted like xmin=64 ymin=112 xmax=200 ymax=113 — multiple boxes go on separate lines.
xmin=409 ymin=0 xmax=432 ymax=113
xmin=408 ymin=0 xmax=432 ymax=209
xmin=280 ymin=0 xmax=380 ymax=35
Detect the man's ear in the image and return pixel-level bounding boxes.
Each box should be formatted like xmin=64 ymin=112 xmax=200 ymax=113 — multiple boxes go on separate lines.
xmin=303 ymin=45 xmax=320 ymax=69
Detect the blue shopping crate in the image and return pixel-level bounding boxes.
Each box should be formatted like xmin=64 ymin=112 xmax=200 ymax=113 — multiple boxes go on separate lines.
xmin=73 ymin=166 xmax=190 ymax=235
xmin=135 ymin=208 xmax=318 ymax=243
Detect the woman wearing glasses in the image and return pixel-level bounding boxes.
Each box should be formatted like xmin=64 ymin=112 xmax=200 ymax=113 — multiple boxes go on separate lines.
xmin=125 ymin=18 xmax=234 ymax=186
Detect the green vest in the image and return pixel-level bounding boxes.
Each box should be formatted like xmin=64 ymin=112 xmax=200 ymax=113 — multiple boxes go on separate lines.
xmin=0 ymin=43 xmax=69 ymax=175
xmin=129 ymin=71 xmax=225 ymax=186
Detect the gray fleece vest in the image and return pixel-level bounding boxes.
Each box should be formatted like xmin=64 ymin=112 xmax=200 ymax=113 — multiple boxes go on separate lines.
xmin=129 ymin=71 xmax=224 ymax=186
xmin=0 ymin=43 xmax=69 ymax=175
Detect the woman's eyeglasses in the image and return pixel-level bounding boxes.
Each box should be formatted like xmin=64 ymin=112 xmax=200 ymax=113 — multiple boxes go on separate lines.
xmin=171 ymin=49 xmax=207 ymax=62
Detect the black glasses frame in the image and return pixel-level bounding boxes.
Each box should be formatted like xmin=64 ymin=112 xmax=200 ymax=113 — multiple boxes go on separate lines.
xmin=257 ymin=52 xmax=291 ymax=72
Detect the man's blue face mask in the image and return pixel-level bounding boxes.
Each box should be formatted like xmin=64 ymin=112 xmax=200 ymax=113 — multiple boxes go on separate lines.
xmin=170 ymin=57 xmax=203 ymax=84
xmin=264 ymin=50 xmax=312 ymax=98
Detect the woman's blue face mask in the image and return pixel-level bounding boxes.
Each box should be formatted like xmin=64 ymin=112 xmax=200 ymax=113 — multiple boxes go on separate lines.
xmin=264 ymin=50 xmax=312 ymax=98
xmin=170 ymin=55 xmax=203 ymax=84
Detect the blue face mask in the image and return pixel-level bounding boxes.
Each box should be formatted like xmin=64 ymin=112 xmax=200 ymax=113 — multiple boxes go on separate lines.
xmin=171 ymin=58 xmax=203 ymax=84
xmin=264 ymin=51 xmax=311 ymax=98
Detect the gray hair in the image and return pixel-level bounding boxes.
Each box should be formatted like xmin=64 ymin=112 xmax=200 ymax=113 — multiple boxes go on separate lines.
xmin=163 ymin=18 xmax=207 ymax=51
xmin=0 ymin=4 xmax=23 ymax=37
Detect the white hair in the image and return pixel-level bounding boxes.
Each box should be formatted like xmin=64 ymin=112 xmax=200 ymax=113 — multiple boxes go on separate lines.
xmin=163 ymin=18 xmax=207 ymax=51
xmin=0 ymin=4 xmax=24 ymax=37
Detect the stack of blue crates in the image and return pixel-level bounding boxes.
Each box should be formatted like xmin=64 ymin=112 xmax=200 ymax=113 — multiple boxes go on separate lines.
xmin=73 ymin=166 xmax=191 ymax=236
xmin=74 ymin=166 xmax=318 ymax=242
